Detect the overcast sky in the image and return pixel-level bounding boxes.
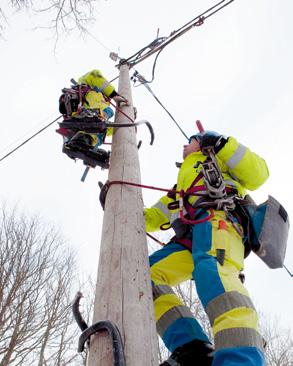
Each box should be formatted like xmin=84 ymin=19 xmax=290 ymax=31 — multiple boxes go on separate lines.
xmin=1 ymin=0 xmax=293 ymax=331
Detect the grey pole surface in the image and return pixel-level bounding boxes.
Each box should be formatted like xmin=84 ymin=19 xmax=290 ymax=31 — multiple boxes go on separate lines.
xmin=86 ymin=63 xmax=158 ymax=366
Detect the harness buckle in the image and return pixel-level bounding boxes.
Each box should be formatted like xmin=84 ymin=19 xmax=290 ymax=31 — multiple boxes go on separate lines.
xmin=201 ymin=148 xmax=227 ymax=199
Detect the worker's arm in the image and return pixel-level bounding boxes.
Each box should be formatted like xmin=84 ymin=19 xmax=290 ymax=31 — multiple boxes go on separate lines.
xmin=79 ymin=69 xmax=128 ymax=105
xmin=144 ymin=195 xmax=174 ymax=232
xmin=217 ymin=136 xmax=269 ymax=190
xmin=78 ymin=70 xmax=116 ymax=97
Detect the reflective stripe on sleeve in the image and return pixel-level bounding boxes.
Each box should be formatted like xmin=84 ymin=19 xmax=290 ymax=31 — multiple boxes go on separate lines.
xmin=153 ymin=201 xmax=171 ymax=220
xmin=226 ymin=144 xmax=247 ymax=169
xmin=214 ymin=327 xmax=264 ymax=350
xmin=99 ymin=80 xmax=110 ymax=92
xmin=206 ymin=291 xmax=256 ymax=325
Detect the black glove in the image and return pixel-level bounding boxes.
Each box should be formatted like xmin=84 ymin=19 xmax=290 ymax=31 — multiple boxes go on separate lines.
xmin=98 ymin=180 xmax=110 ymax=210
xmin=199 ymin=132 xmax=228 ymax=153
xmin=171 ymin=218 xmax=190 ymax=239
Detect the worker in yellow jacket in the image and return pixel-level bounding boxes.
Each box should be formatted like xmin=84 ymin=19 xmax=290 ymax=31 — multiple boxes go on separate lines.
xmin=60 ymin=69 xmax=127 ymax=149
xmin=145 ymin=131 xmax=269 ymax=366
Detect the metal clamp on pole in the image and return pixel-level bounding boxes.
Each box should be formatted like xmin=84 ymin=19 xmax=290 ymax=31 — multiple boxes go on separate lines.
xmin=72 ymin=292 xmax=126 ymax=366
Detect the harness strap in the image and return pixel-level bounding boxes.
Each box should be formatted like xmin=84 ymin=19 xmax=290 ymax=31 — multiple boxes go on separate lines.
xmin=179 ymin=189 xmax=215 ymax=224
xmin=186 ymin=185 xmax=207 ymax=195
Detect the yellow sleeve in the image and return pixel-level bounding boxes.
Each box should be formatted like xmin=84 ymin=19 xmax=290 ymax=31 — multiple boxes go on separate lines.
xmin=106 ymin=127 xmax=114 ymax=136
xmin=144 ymin=195 xmax=173 ymax=232
xmin=78 ymin=70 xmax=116 ymax=97
xmin=217 ymin=136 xmax=269 ymax=190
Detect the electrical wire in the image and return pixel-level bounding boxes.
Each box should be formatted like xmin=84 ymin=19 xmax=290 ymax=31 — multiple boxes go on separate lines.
xmin=0 ymin=112 xmax=59 ymax=156
xmin=283 ymin=264 xmax=293 ymax=277
xmin=120 ymin=0 xmax=234 ymax=68
xmin=0 ymin=116 xmax=62 ymax=164
xmin=132 ymin=70 xmax=189 ymax=140
xmin=0 ymin=0 xmax=233 ymax=163
xmin=119 ymin=0 xmax=234 ymax=140
xmin=142 ymin=82 xmax=188 ymax=140
xmin=84 ymin=29 xmax=113 ymax=53
xmin=133 ymin=48 xmax=164 ymax=86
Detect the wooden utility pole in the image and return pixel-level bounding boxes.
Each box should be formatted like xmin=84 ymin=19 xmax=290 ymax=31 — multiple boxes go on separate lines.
xmin=87 ymin=63 xmax=159 ymax=366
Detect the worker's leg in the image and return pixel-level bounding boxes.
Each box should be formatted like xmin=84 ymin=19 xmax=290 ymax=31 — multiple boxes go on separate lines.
xmin=84 ymin=91 xmax=114 ymax=119
xmin=84 ymin=90 xmax=105 ymax=111
xmin=192 ymin=211 xmax=265 ymax=366
xmin=150 ymin=242 xmax=210 ymax=352
xmin=103 ymin=106 xmax=114 ymax=120
xmin=83 ymin=91 xmax=112 ymax=145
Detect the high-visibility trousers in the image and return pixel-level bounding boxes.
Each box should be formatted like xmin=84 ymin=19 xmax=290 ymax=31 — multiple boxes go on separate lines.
xmin=150 ymin=210 xmax=265 ymax=366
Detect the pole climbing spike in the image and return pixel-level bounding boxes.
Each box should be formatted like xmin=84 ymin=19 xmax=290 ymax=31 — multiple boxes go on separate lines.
xmin=80 ymin=145 xmax=103 ymax=182
xmin=81 ymin=166 xmax=90 ymax=182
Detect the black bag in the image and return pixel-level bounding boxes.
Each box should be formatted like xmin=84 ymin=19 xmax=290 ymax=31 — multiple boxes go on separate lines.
xmin=59 ymin=88 xmax=80 ymax=116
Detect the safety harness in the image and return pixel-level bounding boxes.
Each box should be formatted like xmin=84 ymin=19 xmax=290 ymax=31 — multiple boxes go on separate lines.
xmin=59 ymin=80 xmax=105 ymax=119
xmin=172 ymin=147 xmax=241 ymax=231
xmin=164 ymin=146 xmax=247 ymax=255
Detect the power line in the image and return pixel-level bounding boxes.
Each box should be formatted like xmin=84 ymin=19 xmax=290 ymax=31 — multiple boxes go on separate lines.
xmin=0 ymin=112 xmax=59 ymax=156
xmin=132 ymin=71 xmax=188 ymax=140
xmin=115 ymin=0 xmax=234 ymax=141
xmin=0 ymin=1 xmax=233 ymax=163
xmin=0 ymin=116 xmax=62 ymax=164
xmin=84 ymin=29 xmax=113 ymax=53
xmin=120 ymin=0 xmax=234 ymax=68
xmin=283 ymin=264 xmax=293 ymax=277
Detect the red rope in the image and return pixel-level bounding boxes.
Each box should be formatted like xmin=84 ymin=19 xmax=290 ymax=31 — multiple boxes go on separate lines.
xmin=107 ymin=98 xmax=135 ymax=124
xmin=146 ymin=233 xmax=165 ymax=246
xmin=108 ymin=180 xmax=213 ymax=225
xmin=109 ymin=180 xmax=178 ymax=195
xmin=179 ymin=207 xmax=214 ymax=225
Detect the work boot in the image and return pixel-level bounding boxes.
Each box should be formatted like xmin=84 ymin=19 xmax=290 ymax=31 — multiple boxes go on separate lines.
xmin=66 ymin=132 xmax=94 ymax=149
xmin=160 ymin=340 xmax=214 ymax=366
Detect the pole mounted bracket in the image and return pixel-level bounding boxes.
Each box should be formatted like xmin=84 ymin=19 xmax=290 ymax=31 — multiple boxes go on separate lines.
xmin=72 ymin=292 xmax=126 ymax=366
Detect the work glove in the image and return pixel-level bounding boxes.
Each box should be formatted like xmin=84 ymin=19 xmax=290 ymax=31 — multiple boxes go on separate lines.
xmin=171 ymin=218 xmax=190 ymax=239
xmin=198 ymin=131 xmax=228 ymax=153
xmin=98 ymin=180 xmax=110 ymax=210
xmin=113 ymin=95 xmax=129 ymax=106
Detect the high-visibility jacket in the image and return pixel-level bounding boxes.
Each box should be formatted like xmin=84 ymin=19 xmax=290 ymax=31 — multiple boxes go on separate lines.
xmin=78 ymin=70 xmax=116 ymax=136
xmin=145 ymin=137 xmax=269 ymax=232
xmin=78 ymin=69 xmax=116 ymax=97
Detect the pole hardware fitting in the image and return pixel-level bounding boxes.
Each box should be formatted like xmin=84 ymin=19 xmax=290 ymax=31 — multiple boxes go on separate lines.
xmin=106 ymin=120 xmax=155 ymax=145
xmin=72 ymin=292 xmax=126 ymax=366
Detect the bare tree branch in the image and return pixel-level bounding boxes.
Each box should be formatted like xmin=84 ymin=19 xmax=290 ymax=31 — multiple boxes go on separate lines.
xmin=0 ymin=0 xmax=101 ymax=39
xmin=0 ymin=205 xmax=82 ymax=365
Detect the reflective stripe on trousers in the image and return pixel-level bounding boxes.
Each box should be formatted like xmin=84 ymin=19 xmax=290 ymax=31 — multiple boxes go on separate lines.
xmin=149 ymin=210 xmax=265 ymax=366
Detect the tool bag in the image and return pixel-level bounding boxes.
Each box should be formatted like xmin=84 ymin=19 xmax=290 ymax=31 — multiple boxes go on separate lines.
xmin=245 ymin=195 xmax=289 ymax=268
xmin=59 ymin=84 xmax=91 ymax=117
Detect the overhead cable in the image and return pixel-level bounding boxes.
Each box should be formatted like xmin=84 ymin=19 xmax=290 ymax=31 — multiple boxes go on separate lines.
xmin=132 ymin=71 xmax=189 ymax=140
xmin=283 ymin=264 xmax=293 ymax=278
xmin=0 ymin=1 xmax=233 ymax=163
xmin=120 ymin=0 xmax=234 ymax=68
xmin=0 ymin=116 xmax=62 ymax=164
